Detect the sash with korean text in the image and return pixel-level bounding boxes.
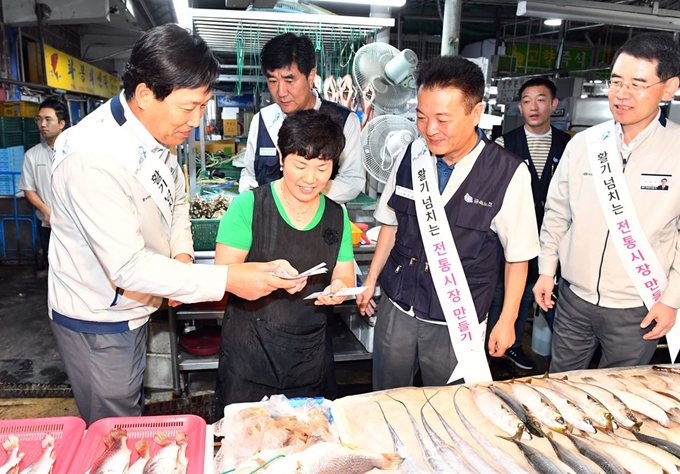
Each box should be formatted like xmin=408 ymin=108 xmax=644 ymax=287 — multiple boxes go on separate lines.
xmin=586 ymin=121 xmax=680 ymax=362
xmin=411 ymin=138 xmax=492 ymax=384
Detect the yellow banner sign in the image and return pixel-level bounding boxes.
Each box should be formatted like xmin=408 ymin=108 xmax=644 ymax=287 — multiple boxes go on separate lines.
xmin=44 ymin=45 xmax=120 ymax=98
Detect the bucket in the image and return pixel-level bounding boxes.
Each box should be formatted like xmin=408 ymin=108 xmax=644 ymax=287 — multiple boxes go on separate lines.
xmin=531 ymin=310 xmax=552 ymax=357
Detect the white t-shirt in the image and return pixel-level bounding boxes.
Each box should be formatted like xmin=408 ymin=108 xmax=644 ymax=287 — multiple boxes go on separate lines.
xmin=19 ymin=141 xmax=53 ymax=227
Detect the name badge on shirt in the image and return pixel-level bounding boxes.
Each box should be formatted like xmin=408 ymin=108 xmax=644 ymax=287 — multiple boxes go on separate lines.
xmin=395 ymin=185 xmax=415 ymax=200
xmin=640 ymin=173 xmax=672 ymax=191
xmin=259 ymin=147 xmax=277 ymax=157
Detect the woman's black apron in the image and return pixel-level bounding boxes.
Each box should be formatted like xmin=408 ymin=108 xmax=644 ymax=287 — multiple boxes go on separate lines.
xmin=215 ymin=184 xmax=343 ymax=410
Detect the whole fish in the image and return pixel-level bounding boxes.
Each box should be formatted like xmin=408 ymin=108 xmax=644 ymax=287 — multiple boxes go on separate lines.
xmin=631 ymin=374 xmax=680 ymax=403
xmin=652 ymin=365 xmax=680 ymax=376
xmin=531 ymin=384 xmax=597 ymax=434
xmin=546 ymin=379 xmax=614 ymax=431
xmin=563 ymin=380 xmax=638 ymax=431
xmin=144 ymin=431 xmax=188 ymax=474
xmin=562 ymin=432 xmax=627 ymax=474
xmin=128 ymin=439 xmax=151 ymax=474
xmin=611 ymin=432 xmax=680 ymax=473
xmin=453 ymin=387 xmax=532 ymax=474
xmin=507 ymin=382 xmax=568 ymax=433
xmin=266 ymin=442 xmax=403 ymax=474
xmin=543 ymin=432 xmax=598 ymax=474
xmin=489 ymin=385 xmax=544 ymax=437
xmin=86 ymin=429 xmax=130 ymax=474
xmin=610 ymin=375 xmax=680 ymax=419
xmin=650 ymin=425 xmax=680 ymax=445
xmin=425 ymin=394 xmax=502 ymax=473
xmin=470 ymin=386 xmax=529 ymax=440
xmin=584 ymin=436 xmax=666 ymax=474
xmin=632 ymin=429 xmax=680 ymax=459
xmin=0 ymin=435 xmax=24 ymax=474
xmin=385 ymin=394 xmax=450 ymax=473
xmin=376 ymin=402 xmax=430 ymax=474
xmin=581 ymin=376 xmax=671 ymax=428
xmin=419 ymin=393 xmax=477 ymax=473
xmin=501 ymin=437 xmax=568 ymax=474
xmin=19 ymin=434 xmax=56 ymax=474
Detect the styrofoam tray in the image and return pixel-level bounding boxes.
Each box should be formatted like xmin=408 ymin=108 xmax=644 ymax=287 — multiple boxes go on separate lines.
xmin=0 ymin=416 xmax=86 ymax=474
xmin=69 ymin=415 xmax=206 ymax=474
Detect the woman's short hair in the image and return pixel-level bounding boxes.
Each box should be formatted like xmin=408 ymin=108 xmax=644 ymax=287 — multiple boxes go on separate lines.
xmin=278 ymin=109 xmax=345 ymax=166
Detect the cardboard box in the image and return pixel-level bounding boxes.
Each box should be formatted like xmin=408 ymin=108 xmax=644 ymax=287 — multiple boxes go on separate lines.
xmin=223 ymin=119 xmax=238 ymax=136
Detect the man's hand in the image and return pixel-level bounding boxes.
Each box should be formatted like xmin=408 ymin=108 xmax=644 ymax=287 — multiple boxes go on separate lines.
xmin=533 ymin=274 xmax=556 ymax=312
xmin=44 ymin=208 xmax=51 ymax=226
xmin=227 ymin=260 xmax=307 ymax=300
xmin=356 ymin=279 xmax=377 ymax=316
xmin=488 ymin=318 xmax=515 ymax=358
xmin=315 ymin=279 xmax=348 ymax=306
xmin=641 ymin=301 xmax=677 ymax=340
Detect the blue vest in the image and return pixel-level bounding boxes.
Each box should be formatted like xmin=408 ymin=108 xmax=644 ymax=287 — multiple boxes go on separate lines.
xmin=380 ymin=140 xmax=522 ymax=323
xmin=254 ymin=99 xmax=351 ymax=186
xmin=501 ymin=126 xmax=570 ymax=226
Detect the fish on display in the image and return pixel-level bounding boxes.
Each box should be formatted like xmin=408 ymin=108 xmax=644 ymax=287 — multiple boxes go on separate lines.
xmin=128 ymin=439 xmax=151 ymax=474
xmin=631 ymin=374 xmax=680 ymax=403
xmin=489 ymin=385 xmax=545 ymax=438
xmin=562 ymin=380 xmax=638 ymax=431
xmin=562 ymin=432 xmax=627 ymax=474
xmin=500 ymin=436 xmax=570 ymax=474
xmin=376 ymin=402 xmax=430 ymax=474
xmin=143 ymin=431 xmax=188 ymax=474
xmin=470 ymin=386 xmax=529 ymax=440
xmin=0 ymin=435 xmax=23 ymax=474
xmin=19 ymin=434 xmax=56 ymax=474
xmin=545 ymin=379 xmax=614 ymax=432
xmin=425 ymin=394 xmax=502 ymax=473
xmin=419 ymin=393 xmax=477 ymax=473
xmin=583 ymin=435 xmax=666 ymax=474
xmin=265 ymin=442 xmax=403 ymax=474
xmin=530 ymin=384 xmax=597 ymax=434
xmin=632 ymin=429 xmax=680 ymax=459
xmin=610 ymin=432 xmax=680 ymax=473
xmin=86 ymin=429 xmax=131 ymax=474
xmin=385 ymin=394 xmax=451 ymax=473
xmin=580 ymin=376 xmax=671 ymax=428
xmin=453 ymin=388 xmax=532 ymax=474
xmin=506 ymin=382 xmax=568 ymax=433
xmin=543 ymin=432 xmax=599 ymax=474
xmin=609 ymin=375 xmax=680 ymax=420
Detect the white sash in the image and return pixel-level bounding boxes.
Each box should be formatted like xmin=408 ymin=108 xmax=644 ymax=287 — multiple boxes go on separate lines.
xmin=410 ymin=138 xmax=492 ymax=384
xmin=586 ymin=121 xmax=680 ymax=362
xmin=53 ymin=97 xmax=175 ymax=225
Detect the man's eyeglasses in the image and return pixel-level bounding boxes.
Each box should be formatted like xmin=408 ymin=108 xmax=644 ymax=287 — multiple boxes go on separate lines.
xmin=606 ymin=78 xmax=671 ymax=93
xmin=34 ymin=116 xmax=55 ymax=124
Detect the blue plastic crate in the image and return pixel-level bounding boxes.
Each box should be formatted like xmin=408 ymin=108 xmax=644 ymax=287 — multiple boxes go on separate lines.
xmin=0 ymin=174 xmax=21 ymax=195
xmin=0 ymin=146 xmax=25 ymax=171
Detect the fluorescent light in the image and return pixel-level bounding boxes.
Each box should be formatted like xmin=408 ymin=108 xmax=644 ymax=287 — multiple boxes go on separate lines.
xmin=173 ymin=0 xmax=190 ymax=28
xmin=313 ymin=0 xmax=406 ymax=6
xmin=544 ymin=18 xmax=562 ymax=26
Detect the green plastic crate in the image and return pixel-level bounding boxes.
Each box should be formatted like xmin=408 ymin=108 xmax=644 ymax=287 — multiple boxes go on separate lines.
xmin=0 ymin=132 xmax=24 ymax=148
xmin=190 ymin=219 xmax=220 ymax=251
xmin=0 ymin=117 xmax=23 ymax=134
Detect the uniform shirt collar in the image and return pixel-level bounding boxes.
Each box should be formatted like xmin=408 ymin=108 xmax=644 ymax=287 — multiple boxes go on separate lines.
xmin=615 ymin=108 xmax=662 ymax=153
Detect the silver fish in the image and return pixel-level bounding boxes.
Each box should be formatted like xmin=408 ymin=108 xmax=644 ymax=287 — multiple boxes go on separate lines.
xmin=544 ymin=432 xmax=598 ymax=474
xmin=502 ymin=437 xmax=568 ymax=474
xmin=143 ymin=431 xmax=187 ymax=474
xmin=531 ymin=384 xmax=597 ymax=434
xmin=419 ymin=393 xmax=478 ymax=473
xmin=376 ymin=402 xmax=430 ymax=474
xmin=0 ymin=435 xmax=23 ymax=474
xmin=425 ymin=393 xmax=502 ymax=473
xmin=20 ymin=434 xmax=56 ymax=474
xmin=470 ymin=386 xmax=529 ymax=440
xmin=489 ymin=385 xmax=545 ymax=438
xmin=584 ymin=436 xmax=666 ymax=474
xmin=563 ymin=432 xmax=627 ymax=474
xmin=507 ymin=382 xmax=568 ymax=433
xmin=86 ymin=429 xmax=130 ymax=474
xmin=385 ymin=393 xmax=450 ymax=473
xmin=632 ymin=429 xmax=680 ymax=459
xmin=611 ymin=432 xmax=680 ymax=473
xmin=610 ymin=375 xmax=680 ymax=419
xmin=453 ymin=387 xmax=532 ymax=474
xmin=546 ymin=378 xmax=614 ymax=431
xmin=563 ymin=380 xmax=639 ymax=431
xmin=631 ymin=374 xmax=680 ymax=403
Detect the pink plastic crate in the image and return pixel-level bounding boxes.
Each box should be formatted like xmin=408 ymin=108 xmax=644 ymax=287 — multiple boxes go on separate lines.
xmin=0 ymin=416 xmax=86 ymax=474
xmin=69 ymin=415 xmax=206 ymax=474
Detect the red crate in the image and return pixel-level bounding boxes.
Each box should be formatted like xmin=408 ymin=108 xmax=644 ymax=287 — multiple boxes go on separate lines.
xmin=69 ymin=414 xmax=206 ymax=474
xmin=0 ymin=416 xmax=86 ymax=474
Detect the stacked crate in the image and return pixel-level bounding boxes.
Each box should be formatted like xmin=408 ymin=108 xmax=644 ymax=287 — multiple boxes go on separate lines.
xmin=0 ymin=145 xmax=25 ymax=195
xmin=22 ymin=117 xmax=41 ymax=147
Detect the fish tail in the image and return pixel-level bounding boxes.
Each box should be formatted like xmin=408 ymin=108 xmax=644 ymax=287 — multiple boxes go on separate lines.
xmin=379 ymin=453 xmax=404 ymax=469
xmin=154 ymin=430 xmax=173 ymax=446
xmin=42 ymin=433 xmax=54 ymax=449
xmin=2 ymin=434 xmax=19 ymax=451
xmin=175 ymin=431 xmax=189 ymax=445
xmin=135 ymin=439 xmax=150 ymax=459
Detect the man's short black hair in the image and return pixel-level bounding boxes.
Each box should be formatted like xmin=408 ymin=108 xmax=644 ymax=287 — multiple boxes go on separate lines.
xmin=278 ymin=109 xmax=344 ymax=167
xmin=122 ymin=24 xmax=219 ymax=101
xmin=38 ymin=98 xmax=67 ymax=123
xmin=415 ymin=56 xmax=484 ymax=114
xmin=260 ymin=33 xmax=316 ymax=77
xmin=519 ymin=77 xmax=557 ymax=100
xmin=612 ymin=32 xmax=680 ymax=82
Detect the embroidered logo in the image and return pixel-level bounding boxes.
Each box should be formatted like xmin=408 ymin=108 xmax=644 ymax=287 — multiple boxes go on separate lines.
xmin=464 ymin=192 xmax=493 ymax=208
xmin=323 ymin=228 xmax=339 ymax=246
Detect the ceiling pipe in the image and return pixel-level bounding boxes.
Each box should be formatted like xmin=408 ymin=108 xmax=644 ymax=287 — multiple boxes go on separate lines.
xmin=518 ymin=0 xmax=680 ymax=31
xmin=440 ymin=0 xmax=462 ymax=55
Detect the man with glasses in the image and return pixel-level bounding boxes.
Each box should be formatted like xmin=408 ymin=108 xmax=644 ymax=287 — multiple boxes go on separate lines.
xmin=19 ymin=99 xmax=67 ymax=274
xmin=534 ymin=33 xmax=680 ymax=372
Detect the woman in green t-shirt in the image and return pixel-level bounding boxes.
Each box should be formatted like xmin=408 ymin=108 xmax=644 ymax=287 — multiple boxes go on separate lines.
xmin=213 ymin=109 xmax=356 ymax=410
